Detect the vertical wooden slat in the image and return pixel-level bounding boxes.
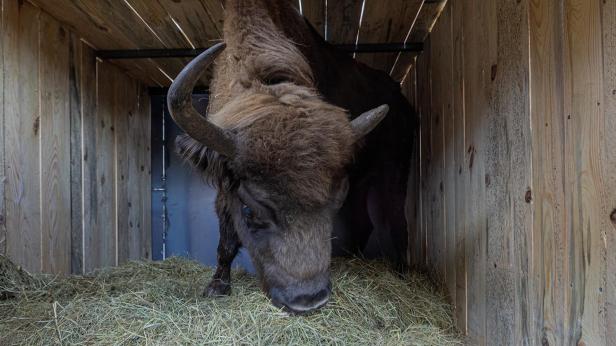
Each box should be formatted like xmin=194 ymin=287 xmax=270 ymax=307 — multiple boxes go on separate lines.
xmin=0 ymin=0 xmax=5 ymax=256
xmin=127 ymin=81 xmax=142 ymax=260
xmin=40 ymin=11 xmax=71 ymax=275
xmin=488 ymin=1 xmax=533 ymax=344
xmin=428 ymin=8 xmax=447 ymax=284
xmin=81 ymin=44 xmax=98 ymax=273
xmin=602 ymin=0 xmax=616 ymax=342
xmin=93 ymin=60 xmax=117 ymax=268
xmin=138 ymin=84 xmax=152 ymax=259
xmin=416 ymin=39 xmax=431 ymax=270
xmin=69 ymin=34 xmax=84 ymax=274
xmin=528 ymin=0 xmax=567 ymax=344
xmin=462 ymin=0 xmax=494 ymax=343
xmin=438 ymin=3 xmax=456 ymax=308
xmin=451 ymin=0 xmax=466 ymax=334
xmin=115 ymin=71 xmax=131 ymax=264
xmin=563 ymin=0 xmax=606 ymax=344
xmin=4 ymin=0 xmax=41 ymax=272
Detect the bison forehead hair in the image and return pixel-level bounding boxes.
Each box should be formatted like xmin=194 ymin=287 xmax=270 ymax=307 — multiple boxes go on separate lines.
xmin=178 ymin=84 xmax=354 ymax=208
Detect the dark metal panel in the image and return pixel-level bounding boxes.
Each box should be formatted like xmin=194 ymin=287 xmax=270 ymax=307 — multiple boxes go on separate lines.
xmin=150 ymin=94 xmax=254 ymax=272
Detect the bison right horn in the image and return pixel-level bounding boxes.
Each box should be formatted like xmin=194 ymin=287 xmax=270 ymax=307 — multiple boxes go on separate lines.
xmin=167 ymin=42 xmax=237 ymax=157
xmin=350 ymin=104 xmax=390 ymax=142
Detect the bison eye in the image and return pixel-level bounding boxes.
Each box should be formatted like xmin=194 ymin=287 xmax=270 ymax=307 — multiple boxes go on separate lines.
xmin=241 ymin=204 xmax=253 ymax=219
xmin=263 ymin=76 xmax=288 ymax=85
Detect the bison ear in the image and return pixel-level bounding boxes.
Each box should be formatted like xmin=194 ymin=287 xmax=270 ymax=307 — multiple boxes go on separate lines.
xmin=350 ymin=104 xmax=389 ymax=142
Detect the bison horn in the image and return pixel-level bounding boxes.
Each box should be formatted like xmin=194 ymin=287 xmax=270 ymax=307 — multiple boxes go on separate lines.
xmin=167 ymin=42 xmax=236 ymax=157
xmin=350 ymin=104 xmax=390 ymax=141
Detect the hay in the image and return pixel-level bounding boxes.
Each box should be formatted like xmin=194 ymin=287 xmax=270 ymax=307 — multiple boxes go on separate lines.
xmin=0 ymin=255 xmax=462 ymax=345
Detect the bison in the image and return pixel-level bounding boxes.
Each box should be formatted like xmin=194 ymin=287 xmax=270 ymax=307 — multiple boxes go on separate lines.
xmin=168 ymin=0 xmax=417 ymax=314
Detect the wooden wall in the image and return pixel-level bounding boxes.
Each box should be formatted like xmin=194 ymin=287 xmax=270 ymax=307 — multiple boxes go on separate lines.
xmin=0 ymin=0 xmax=152 ymax=275
xmin=402 ymin=0 xmax=615 ymax=344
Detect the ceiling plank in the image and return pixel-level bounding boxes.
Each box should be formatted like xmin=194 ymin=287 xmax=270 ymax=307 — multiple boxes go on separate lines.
xmin=158 ymin=0 xmax=224 ymax=47
xmin=390 ymin=0 xmax=446 ymax=81
xmin=302 ymin=0 xmax=325 ymax=38
xmin=325 ymin=0 xmax=363 ymax=44
xmin=29 ymin=0 xmax=182 ymax=86
xmin=356 ymin=0 xmax=423 ymax=72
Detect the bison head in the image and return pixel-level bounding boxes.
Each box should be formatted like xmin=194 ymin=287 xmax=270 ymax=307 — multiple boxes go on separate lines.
xmin=167 ymin=41 xmax=388 ymax=313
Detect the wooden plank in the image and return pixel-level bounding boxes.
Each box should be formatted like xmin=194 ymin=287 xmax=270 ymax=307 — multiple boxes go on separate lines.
xmin=461 ymin=0 xmax=493 ymax=343
xmin=127 ymin=82 xmax=143 ymax=260
xmin=158 ymin=0 xmax=223 ymax=47
xmin=69 ymin=33 xmax=84 ymax=274
xmin=81 ymin=45 xmax=99 ymax=273
xmin=92 ymin=60 xmax=117 ymax=269
xmin=450 ymin=0 xmax=466 ymax=334
xmin=325 ymin=0 xmax=362 ymax=44
xmin=486 ymin=1 xmax=533 ymax=344
xmin=115 ymin=70 xmax=131 ymax=264
xmin=4 ymin=0 xmax=42 ymax=272
xmin=29 ymin=0 xmax=179 ymax=86
xmin=0 ymin=0 xmax=5 ymax=256
xmin=435 ymin=3 xmax=456 ymax=308
xmin=428 ymin=8 xmax=448 ymax=285
xmin=137 ymin=84 xmax=152 ymax=259
xmin=602 ymin=0 xmax=616 ymax=342
xmin=563 ymin=0 xmax=607 ymax=344
xmin=403 ymin=63 xmax=420 ymax=268
xmin=416 ymin=39 xmax=431 ymax=271
xmin=356 ymin=0 xmax=422 ymax=72
xmin=123 ymin=0 xmax=191 ymax=48
xmin=390 ymin=0 xmax=446 ymax=81
xmin=528 ymin=0 xmax=567 ymax=344
xmin=40 ymin=11 xmax=72 ymax=275
xmin=302 ymin=0 xmax=325 ymax=38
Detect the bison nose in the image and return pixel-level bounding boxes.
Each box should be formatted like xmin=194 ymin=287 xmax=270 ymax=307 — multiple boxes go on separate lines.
xmin=270 ymin=281 xmax=331 ymax=314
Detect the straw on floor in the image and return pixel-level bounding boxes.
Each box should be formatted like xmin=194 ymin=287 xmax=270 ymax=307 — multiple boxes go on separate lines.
xmin=0 ymin=255 xmax=462 ymax=345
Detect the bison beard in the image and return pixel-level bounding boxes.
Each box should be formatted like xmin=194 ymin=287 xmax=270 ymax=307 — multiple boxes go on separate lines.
xmin=169 ymin=0 xmax=417 ymax=314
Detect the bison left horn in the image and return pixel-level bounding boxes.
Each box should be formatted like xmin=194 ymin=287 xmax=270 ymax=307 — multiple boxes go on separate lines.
xmin=350 ymin=104 xmax=390 ymax=141
xmin=167 ymin=42 xmax=237 ymax=157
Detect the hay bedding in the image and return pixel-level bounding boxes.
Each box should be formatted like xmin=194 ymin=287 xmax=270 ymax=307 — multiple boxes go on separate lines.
xmin=0 ymin=255 xmax=462 ymax=345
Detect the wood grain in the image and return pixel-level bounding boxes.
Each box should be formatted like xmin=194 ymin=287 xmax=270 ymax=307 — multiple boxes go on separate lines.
xmin=81 ymin=44 xmax=99 ymax=273
xmin=563 ymin=0 xmax=606 ymax=344
xmin=69 ymin=33 xmax=84 ymax=274
xmin=428 ymin=8 xmax=447 ymax=285
xmin=488 ymin=1 xmax=533 ymax=344
xmin=0 ymin=0 xmax=5 ymax=255
xmin=29 ymin=0 xmax=173 ymax=87
xmin=40 ymin=11 xmax=72 ymax=275
xmin=138 ymin=84 xmax=152 ymax=259
xmin=93 ymin=60 xmax=118 ymax=268
xmin=528 ymin=0 xmax=568 ymax=344
xmin=602 ymin=0 xmax=616 ymax=342
xmin=115 ymin=71 xmax=131 ymax=265
xmin=461 ymin=1 xmax=492 ymax=343
xmin=450 ymin=0 xmax=466 ymax=334
xmin=4 ymin=0 xmax=42 ymax=272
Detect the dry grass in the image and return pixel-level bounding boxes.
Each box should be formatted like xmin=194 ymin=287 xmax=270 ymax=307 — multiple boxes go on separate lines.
xmin=0 ymin=255 xmax=462 ymax=345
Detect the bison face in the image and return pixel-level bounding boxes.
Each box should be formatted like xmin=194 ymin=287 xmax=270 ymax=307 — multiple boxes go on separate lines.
xmin=167 ymin=44 xmax=388 ymax=314
xmin=229 ymin=176 xmax=349 ymax=313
